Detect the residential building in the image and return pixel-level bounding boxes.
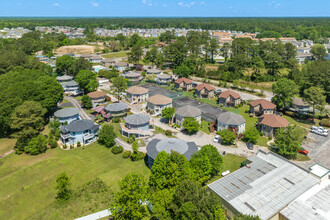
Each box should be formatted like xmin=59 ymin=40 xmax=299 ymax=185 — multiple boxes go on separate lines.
xmin=289 ymin=97 xmax=311 ymax=114
xmin=120 ymin=114 xmax=153 ymax=138
xmin=89 ymin=55 xmax=102 ymax=63
xmin=249 ymin=99 xmax=277 ymax=116
xmin=61 ymin=80 xmax=82 ymax=96
xmin=174 ymin=105 xmax=202 ymax=126
xmin=105 ymin=102 xmax=128 ymax=118
xmin=147 ymin=69 xmax=163 ymax=75
xmin=54 ymin=108 xmax=80 ymax=125
xmin=155 ymin=74 xmax=172 ymax=85
xmin=87 ymin=91 xmax=107 ymax=107
xmin=57 ymin=75 xmax=74 ymax=83
xmin=122 ymin=72 xmax=143 ymax=85
xmin=101 ymin=58 xmax=116 ymax=67
xmin=60 ymin=119 xmax=100 ymax=146
xmin=208 ymin=150 xmax=320 ymax=220
xmin=126 ymin=86 xmax=149 ymax=104
xmin=258 ymin=114 xmax=289 ymax=137
xmin=218 ymin=90 xmax=241 ymax=107
xmin=146 ymin=138 xmax=198 ymax=168
xmin=194 ymin=83 xmax=215 ymax=99
xmin=147 ymin=94 xmax=173 ymax=116
xmin=217 ymin=111 xmax=245 ymax=134
xmin=174 ymin=77 xmax=194 ymax=91
xmin=114 ymin=62 xmax=128 ymax=72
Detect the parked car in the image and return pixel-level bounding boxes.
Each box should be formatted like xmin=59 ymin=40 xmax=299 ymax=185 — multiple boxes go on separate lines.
xmin=311 ymin=126 xmax=328 ymax=136
xmin=215 ymin=89 xmax=222 ymax=94
xmin=247 ymin=142 xmax=253 ymax=150
xmin=298 ymin=148 xmax=308 ymax=155
xmin=213 ymin=135 xmax=220 ymax=143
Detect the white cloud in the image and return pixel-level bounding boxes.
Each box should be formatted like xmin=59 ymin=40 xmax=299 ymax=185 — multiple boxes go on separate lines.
xmin=178 ymin=1 xmax=196 ymax=7
xmin=53 ymin=3 xmax=60 ymax=7
xmin=142 ymin=0 xmax=153 ymax=6
xmin=270 ymin=1 xmax=281 ymax=8
xmin=90 ymin=1 xmax=99 ymax=7
xmin=200 ymin=1 xmax=205 ymax=6
xmin=162 ymin=3 xmax=167 ymax=7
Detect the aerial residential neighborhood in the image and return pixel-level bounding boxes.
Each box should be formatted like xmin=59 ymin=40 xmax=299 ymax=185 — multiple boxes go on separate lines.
xmin=0 ymin=1 xmax=329 ymax=220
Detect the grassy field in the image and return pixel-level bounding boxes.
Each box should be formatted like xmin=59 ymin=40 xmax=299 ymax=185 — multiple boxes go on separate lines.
xmin=296 ymin=153 xmax=311 ymax=161
xmin=256 ymin=136 xmax=270 ymax=147
xmin=200 ymin=120 xmax=210 ymax=134
xmin=0 ymin=143 xmax=150 ymax=219
xmin=208 ymin=153 xmax=246 ymax=184
xmin=102 ymin=51 xmax=128 ymax=59
xmin=0 ymin=138 xmax=16 ymax=155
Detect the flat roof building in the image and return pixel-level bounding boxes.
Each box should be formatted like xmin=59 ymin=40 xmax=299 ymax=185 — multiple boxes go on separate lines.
xmin=208 ymin=150 xmax=319 ymax=220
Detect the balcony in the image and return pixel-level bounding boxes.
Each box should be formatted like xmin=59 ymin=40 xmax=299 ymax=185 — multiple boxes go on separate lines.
xmin=83 ymin=133 xmax=94 ymax=140
xmin=60 ymin=133 xmax=70 ymax=139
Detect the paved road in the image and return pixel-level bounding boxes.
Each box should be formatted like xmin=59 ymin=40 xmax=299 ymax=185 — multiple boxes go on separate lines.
xmin=64 ymin=96 xmax=91 ymax=120
xmin=295 ymin=132 xmax=330 ymax=169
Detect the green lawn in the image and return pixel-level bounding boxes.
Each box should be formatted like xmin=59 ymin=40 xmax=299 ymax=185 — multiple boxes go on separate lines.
xmin=0 ymin=138 xmax=16 ymax=155
xmin=102 ymin=51 xmax=128 ymax=59
xmin=208 ymin=153 xmax=246 ymax=184
xmin=200 ymin=120 xmax=210 ymax=134
xmin=197 ymin=98 xmax=218 ymax=107
xmin=295 ymin=153 xmax=311 ymax=161
xmin=0 ymin=143 xmax=150 ymax=219
xmin=256 ymin=136 xmax=270 ymax=147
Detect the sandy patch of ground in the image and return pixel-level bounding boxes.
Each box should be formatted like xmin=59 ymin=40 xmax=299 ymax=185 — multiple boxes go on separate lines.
xmin=55 ymin=45 xmax=102 ymax=55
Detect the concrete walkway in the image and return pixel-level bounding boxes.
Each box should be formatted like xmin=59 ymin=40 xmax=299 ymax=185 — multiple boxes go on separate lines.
xmin=64 ymin=96 xmax=91 ymax=120
xmin=0 ymin=149 xmax=14 ymax=159
xmin=75 ymin=209 xmax=111 ymax=220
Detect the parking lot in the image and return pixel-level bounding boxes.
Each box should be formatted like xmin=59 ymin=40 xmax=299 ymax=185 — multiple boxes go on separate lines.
xmin=140 ymin=83 xmax=226 ymax=122
xmin=298 ymin=132 xmax=330 ymax=169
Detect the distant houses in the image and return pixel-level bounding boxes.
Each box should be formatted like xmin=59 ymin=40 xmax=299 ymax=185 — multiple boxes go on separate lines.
xmin=147 ymin=94 xmax=173 ymax=116
xmin=217 ymin=111 xmax=245 ymax=134
xmin=258 ymin=114 xmax=289 ymax=137
xmin=54 ymin=108 xmax=80 ymax=125
xmin=126 ymin=86 xmax=149 ymax=104
xmin=87 ymin=91 xmax=107 ymax=107
xmin=174 ymin=105 xmax=202 ymax=127
xmin=174 ymin=77 xmax=194 ymax=91
xmin=249 ymin=99 xmax=277 ymax=116
xmin=121 ymin=114 xmax=153 ymax=138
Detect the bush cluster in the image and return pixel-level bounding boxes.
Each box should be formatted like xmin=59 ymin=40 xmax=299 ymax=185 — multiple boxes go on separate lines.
xmin=111 ymin=145 xmax=124 ymax=154
xmin=122 ymin=150 xmax=131 ymax=159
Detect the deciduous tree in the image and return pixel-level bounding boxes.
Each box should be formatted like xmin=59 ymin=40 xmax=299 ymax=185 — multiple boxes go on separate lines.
xmin=56 ymin=172 xmax=71 ymax=201
xmin=303 ymin=87 xmax=326 ymax=123
xmin=219 ymin=129 xmax=236 ymax=145
xmin=182 ymin=117 xmax=199 ymax=134
xmin=272 ymin=78 xmax=298 ymax=110
xmin=98 ymin=124 xmax=117 ymax=148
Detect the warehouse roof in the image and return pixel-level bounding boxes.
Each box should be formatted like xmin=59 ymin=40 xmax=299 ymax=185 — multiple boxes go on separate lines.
xmin=208 ymin=151 xmax=319 ymax=220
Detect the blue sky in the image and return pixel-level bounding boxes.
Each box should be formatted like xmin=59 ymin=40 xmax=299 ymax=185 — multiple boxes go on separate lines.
xmin=1 ymin=0 xmax=329 ymax=17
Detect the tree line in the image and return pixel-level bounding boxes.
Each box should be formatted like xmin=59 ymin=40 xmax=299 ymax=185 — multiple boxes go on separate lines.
xmin=0 ymin=17 xmax=329 ymax=41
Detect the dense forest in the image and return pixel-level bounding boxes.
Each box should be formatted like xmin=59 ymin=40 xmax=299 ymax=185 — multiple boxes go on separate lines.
xmin=0 ymin=17 xmax=329 ymax=40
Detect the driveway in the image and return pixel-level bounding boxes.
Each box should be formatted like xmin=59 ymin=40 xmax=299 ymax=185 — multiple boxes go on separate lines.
xmin=64 ymin=96 xmax=91 ymax=120
xmin=295 ymin=132 xmax=330 ymax=169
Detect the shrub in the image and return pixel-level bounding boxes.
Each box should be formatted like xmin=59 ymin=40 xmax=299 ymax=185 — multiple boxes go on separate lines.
xmin=77 ymin=141 xmax=81 ymax=147
xmin=49 ymin=139 xmax=58 ymax=149
xmin=113 ymin=117 xmax=121 ymax=123
xmin=268 ymin=136 xmax=273 ymax=140
xmin=111 ymin=145 xmax=124 ymax=154
xmin=165 ymin=130 xmax=172 ymax=136
xmin=70 ymin=145 xmax=74 ymax=149
xmin=63 ymin=145 xmax=67 ymax=149
xmin=234 ymin=105 xmax=239 ymax=108
xmin=219 ymin=129 xmax=237 ymax=145
xmin=127 ymin=135 xmax=136 ymax=144
xmin=245 ymin=109 xmax=249 ymax=113
xmin=284 ymin=111 xmax=295 ymax=117
xmin=320 ymin=119 xmax=330 ymax=127
xmin=122 ymin=151 xmax=131 ymax=159
xmin=131 ymin=151 xmax=145 ymax=161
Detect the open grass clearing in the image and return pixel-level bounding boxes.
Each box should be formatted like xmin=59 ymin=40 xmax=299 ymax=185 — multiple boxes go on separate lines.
xmin=102 ymin=51 xmax=129 ymax=59
xmin=0 ymin=143 xmax=150 ymax=219
xmin=0 ymin=138 xmax=16 ymax=155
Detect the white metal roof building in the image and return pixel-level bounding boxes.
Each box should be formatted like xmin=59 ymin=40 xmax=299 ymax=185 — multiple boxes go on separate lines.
xmin=208 ymin=150 xmax=319 ymax=220
xmin=280 ymin=166 xmax=330 ymax=220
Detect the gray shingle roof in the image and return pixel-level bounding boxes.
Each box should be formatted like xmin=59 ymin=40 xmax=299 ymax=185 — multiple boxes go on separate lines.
xmin=157 ymin=74 xmax=171 ymax=79
xmin=65 ymin=119 xmax=97 ymax=132
xmin=61 ymin=80 xmax=79 ymax=87
xmin=54 ymin=108 xmax=79 ymax=118
xmin=124 ymin=114 xmax=150 ymax=126
xmin=217 ymin=111 xmax=245 ymax=125
xmin=105 ymin=102 xmax=128 ymax=112
xmin=176 ymin=105 xmax=201 ymax=118
xmin=57 ymin=75 xmax=73 ymax=81
xmin=146 ymin=138 xmax=198 ymax=160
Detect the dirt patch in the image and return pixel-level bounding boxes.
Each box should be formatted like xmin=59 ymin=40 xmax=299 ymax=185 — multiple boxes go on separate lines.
xmin=55 ymin=45 xmax=102 ymax=55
